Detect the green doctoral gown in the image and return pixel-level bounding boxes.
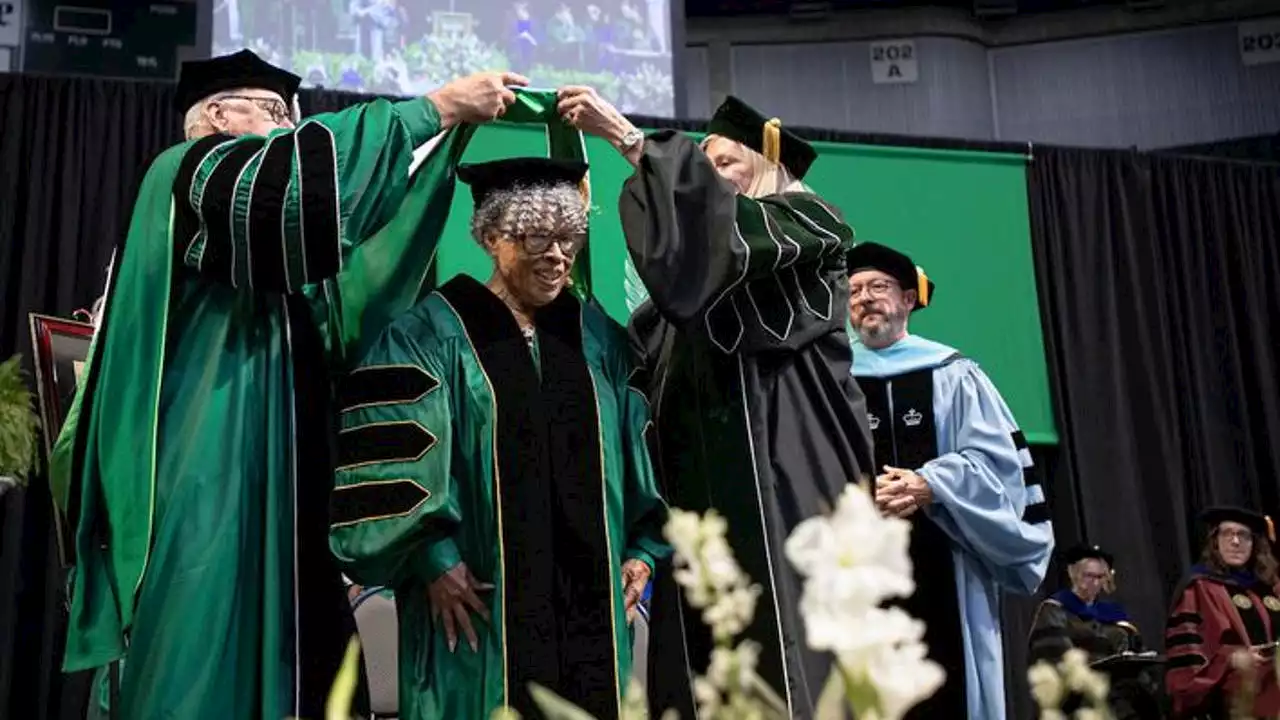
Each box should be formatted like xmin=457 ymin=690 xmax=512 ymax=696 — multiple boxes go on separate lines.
xmin=329 ymin=274 xmax=671 ymax=720
xmin=49 ymin=96 xmax=476 ymax=720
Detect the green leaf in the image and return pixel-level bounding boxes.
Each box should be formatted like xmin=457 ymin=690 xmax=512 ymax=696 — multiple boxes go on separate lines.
xmin=745 ymin=669 xmax=790 ymax=718
xmin=841 ymin=669 xmax=883 ymax=720
xmin=528 ymin=682 xmax=603 ymax=720
xmin=814 ymin=668 xmax=850 ymax=720
xmin=324 ymin=636 xmax=362 ymax=720
xmin=0 ymin=354 xmax=40 ymax=485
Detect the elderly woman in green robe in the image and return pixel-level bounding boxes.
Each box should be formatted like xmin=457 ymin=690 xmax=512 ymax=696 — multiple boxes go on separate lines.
xmin=330 ymin=156 xmax=671 ymax=720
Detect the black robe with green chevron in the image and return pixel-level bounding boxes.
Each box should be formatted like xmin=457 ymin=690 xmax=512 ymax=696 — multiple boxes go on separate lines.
xmin=623 ymin=130 xmax=876 ymax=720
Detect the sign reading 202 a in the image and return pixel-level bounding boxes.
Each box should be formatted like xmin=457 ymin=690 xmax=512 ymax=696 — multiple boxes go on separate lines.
xmin=869 ymin=39 xmax=918 ymax=85
xmin=1239 ymin=19 xmax=1280 ymax=67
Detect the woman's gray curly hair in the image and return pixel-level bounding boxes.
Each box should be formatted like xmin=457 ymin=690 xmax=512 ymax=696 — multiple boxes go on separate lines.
xmin=471 ymin=182 xmax=589 ymax=245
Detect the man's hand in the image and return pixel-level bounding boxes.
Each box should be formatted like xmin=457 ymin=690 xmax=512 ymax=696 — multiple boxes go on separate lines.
xmin=556 ymin=86 xmax=643 ymax=165
xmin=428 ymin=562 xmax=494 ymax=653
xmin=347 ymin=584 xmax=364 ymax=604
xmin=621 ymin=559 xmax=652 ymax=625
xmin=874 ymin=466 xmax=933 ymax=519
xmin=428 ymin=71 xmax=531 ymax=129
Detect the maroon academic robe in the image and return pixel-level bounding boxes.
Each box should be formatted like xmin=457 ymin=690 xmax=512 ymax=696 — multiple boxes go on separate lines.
xmin=1165 ymin=566 xmax=1280 ymax=718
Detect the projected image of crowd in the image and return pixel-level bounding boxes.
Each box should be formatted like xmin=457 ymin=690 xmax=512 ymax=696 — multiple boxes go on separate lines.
xmin=212 ymin=0 xmax=676 ymax=115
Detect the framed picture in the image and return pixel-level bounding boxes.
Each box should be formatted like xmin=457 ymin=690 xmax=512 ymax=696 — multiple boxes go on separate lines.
xmin=28 ymin=313 xmax=94 ymax=567
xmin=432 ymin=11 xmax=473 ymax=38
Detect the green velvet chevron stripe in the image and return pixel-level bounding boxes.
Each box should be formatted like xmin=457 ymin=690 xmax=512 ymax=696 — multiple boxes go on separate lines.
xmin=336 ymin=364 xmax=441 ymax=414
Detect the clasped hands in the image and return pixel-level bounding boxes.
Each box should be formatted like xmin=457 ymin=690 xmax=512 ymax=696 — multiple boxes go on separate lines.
xmin=874 ymin=465 xmax=933 ymax=519
xmin=428 ymin=558 xmax=653 ymax=654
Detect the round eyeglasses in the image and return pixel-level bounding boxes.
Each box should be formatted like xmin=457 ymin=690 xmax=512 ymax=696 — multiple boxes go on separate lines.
xmin=516 ymin=234 xmax=586 ymax=257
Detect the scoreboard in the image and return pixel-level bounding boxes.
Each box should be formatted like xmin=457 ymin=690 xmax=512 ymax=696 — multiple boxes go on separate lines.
xmin=20 ymin=1 xmax=197 ymax=80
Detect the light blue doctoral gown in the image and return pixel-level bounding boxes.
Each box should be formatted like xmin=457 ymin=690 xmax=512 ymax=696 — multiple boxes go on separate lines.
xmin=852 ymin=333 xmax=1054 ymax=719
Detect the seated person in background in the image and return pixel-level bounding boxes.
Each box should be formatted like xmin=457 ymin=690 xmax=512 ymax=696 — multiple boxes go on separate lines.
xmin=1030 ymin=545 xmax=1162 ymax=719
xmin=329 ymin=157 xmax=670 ymax=720
xmin=1030 ymin=545 xmax=1139 ymax=662
xmin=1167 ymin=506 xmax=1280 ymax=718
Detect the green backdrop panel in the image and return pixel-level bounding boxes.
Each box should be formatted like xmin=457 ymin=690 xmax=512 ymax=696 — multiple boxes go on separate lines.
xmin=807 ymin=143 xmax=1055 ymax=444
xmin=434 ymin=125 xmax=1057 ymax=443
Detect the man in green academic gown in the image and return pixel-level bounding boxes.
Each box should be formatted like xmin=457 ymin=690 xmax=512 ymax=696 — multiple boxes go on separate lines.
xmin=329 ymin=157 xmax=671 ymax=720
xmin=49 ymin=49 xmax=528 ymax=719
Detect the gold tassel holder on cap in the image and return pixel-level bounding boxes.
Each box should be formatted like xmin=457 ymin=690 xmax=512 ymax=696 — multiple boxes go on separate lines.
xmin=1267 ymin=515 xmax=1275 ymax=543
xmin=762 ymin=118 xmax=783 ymax=165
xmin=916 ymin=266 xmax=930 ymax=307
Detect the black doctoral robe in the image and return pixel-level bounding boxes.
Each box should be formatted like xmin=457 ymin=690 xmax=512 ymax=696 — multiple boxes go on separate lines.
xmin=622 ymin=130 xmax=874 ymax=719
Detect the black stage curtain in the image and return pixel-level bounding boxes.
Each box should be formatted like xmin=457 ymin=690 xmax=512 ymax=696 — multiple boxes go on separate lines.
xmin=0 ymin=74 xmax=181 ymax=720
xmin=1164 ymin=133 xmax=1280 ymax=164
xmin=1028 ymin=146 xmax=1280 ymax=653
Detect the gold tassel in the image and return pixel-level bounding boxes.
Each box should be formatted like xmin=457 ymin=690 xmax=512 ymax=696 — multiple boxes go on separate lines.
xmin=917 ymin=266 xmax=930 ymax=307
xmin=1267 ymin=515 xmax=1275 ymax=543
xmin=578 ymin=173 xmax=591 ymax=206
xmin=762 ymin=118 xmax=782 ymax=165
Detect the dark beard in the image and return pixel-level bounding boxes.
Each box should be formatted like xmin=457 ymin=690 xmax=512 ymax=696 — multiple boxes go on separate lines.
xmin=856 ymin=311 xmax=907 ymax=347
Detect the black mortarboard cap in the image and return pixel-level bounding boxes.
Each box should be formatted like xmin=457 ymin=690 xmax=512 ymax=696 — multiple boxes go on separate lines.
xmin=707 ymin=95 xmax=818 ymax=180
xmin=1200 ymin=506 xmax=1275 ymax=542
xmin=457 ymin=157 xmax=589 ymax=207
xmin=845 ymin=242 xmax=936 ymax=311
xmin=1061 ymin=544 xmax=1114 ymax=567
xmin=175 ymin=49 xmax=302 ymax=113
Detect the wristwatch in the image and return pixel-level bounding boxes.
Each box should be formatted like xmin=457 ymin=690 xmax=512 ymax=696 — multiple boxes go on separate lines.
xmin=618 ymin=127 xmax=644 ymax=153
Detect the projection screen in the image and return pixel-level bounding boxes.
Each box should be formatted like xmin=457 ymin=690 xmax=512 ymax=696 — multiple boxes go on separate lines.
xmin=213 ymin=0 xmax=678 ymax=117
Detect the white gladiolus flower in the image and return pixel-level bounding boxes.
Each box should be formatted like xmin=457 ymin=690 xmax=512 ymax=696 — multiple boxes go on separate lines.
xmin=1028 ymin=661 xmax=1065 ymax=710
xmin=702 ymin=537 xmax=743 ymax=591
xmin=693 ymin=676 xmax=721 ymax=717
xmin=1059 ymin=648 xmax=1109 ymax=702
xmin=862 ymin=637 xmax=946 ymax=719
xmin=664 ymin=487 xmax=946 ymax=720
xmin=785 ymin=486 xmax=915 ymax=607
xmin=1028 ymin=650 xmax=1115 ymax=720
xmin=664 ymin=510 xmax=703 ymax=559
xmin=784 ymin=485 xmax=945 ymax=719
xmin=665 ymin=509 xmax=761 ymax=642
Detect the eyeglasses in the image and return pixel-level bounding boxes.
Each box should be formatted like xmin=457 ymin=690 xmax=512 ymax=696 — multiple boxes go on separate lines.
xmin=217 ymin=95 xmax=291 ymax=124
xmin=1219 ymin=529 xmax=1256 ymax=543
xmin=515 ymin=234 xmax=586 ymax=257
xmin=849 ymin=279 xmax=898 ymax=300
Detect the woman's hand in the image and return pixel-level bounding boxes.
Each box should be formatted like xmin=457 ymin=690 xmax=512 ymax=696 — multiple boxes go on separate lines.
xmin=428 ymin=562 xmax=494 ymax=653
xmin=557 ymin=86 xmax=643 ymax=165
xmin=621 ymin=558 xmax=652 ymax=624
